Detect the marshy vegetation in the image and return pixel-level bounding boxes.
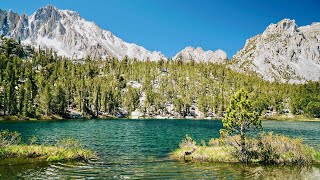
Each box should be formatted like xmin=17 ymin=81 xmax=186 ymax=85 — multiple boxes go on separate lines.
xmin=171 ymin=133 xmax=320 ymax=164
xmin=171 ymin=89 xmax=320 ymax=165
xmin=0 ymin=130 xmax=95 ymax=162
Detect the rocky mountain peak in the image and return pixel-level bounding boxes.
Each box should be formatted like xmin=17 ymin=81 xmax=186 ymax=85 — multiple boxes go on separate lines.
xmin=232 ymin=18 xmax=320 ymax=83
xmin=277 ymin=19 xmax=298 ymax=32
xmin=31 ymin=5 xmax=81 ymax=23
xmin=263 ymin=19 xmax=298 ymax=37
xmin=0 ymin=5 xmax=230 ymax=64
xmin=0 ymin=5 xmax=166 ymax=61
xmin=32 ymin=4 xmax=61 ymax=22
xmin=173 ymin=46 xmax=227 ymax=63
xmin=40 ymin=4 xmax=59 ymax=12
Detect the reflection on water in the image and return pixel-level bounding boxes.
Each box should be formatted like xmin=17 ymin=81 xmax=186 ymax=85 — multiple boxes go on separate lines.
xmin=1 ymin=159 xmax=319 ymax=179
xmin=0 ymin=119 xmax=320 ymax=179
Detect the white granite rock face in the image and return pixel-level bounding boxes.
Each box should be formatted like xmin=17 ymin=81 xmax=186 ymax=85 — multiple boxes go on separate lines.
xmin=232 ymin=19 xmax=320 ymax=83
xmin=0 ymin=5 xmax=166 ymax=61
xmin=173 ymin=46 xmax=228 ymax=63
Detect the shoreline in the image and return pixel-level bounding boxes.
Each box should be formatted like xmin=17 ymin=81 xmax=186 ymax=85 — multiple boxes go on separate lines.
xmin=261 ymin=115 xmax=320 ymax=122
xmin=1 ymin=115 xmax=320 ymax=122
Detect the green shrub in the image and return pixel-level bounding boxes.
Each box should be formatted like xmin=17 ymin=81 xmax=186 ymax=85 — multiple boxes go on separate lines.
xmin=57 ymin=138 xmax=82 ymax=149
xmin=179 ymin=134 xmax=196 ymax=149
xmin=28 ymin=135 xmax=38 ymax=145
xmin=47 ymin=155 xmax=64 ymax=162
xmin=0 ymin=130 xmax=21 ymax=147
xmin=227 ymin=132 xmax=316 ymax=164
xmin=172 ymin=133 xmax=319 ymax=164
xmin=254 ymin=132 xmax=315 ymax=164
xmin=171 ymin=144 xmax=237 ymax=163
xmin=314 ymin=146 xmax=320 ymax=162
xmin=0 ymin=130 xmax=95 ymax=162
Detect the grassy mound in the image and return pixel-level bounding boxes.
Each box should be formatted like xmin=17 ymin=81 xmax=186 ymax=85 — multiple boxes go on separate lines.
xmin=171 ymin=146 xmax=237 ymax=162
xmin=171 ymin=133 xmax=320 ymax=164
xmin=245 ymin=132 xmax=316 ymax=164
xmin=0 ymin=130 xmax=95 ymax=162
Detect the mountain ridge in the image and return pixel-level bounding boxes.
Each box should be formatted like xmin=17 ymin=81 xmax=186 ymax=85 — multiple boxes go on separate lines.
xmin=0 ymin=5 xmax=167 ymax=61
xmin=1 ymin=5 xmax=320 ymax=83
xmin=0 ymin=5 xmax=229 ymax=63
xmin=231 ymin=18 xmax=320 ymax=83
xmin=173 ymin=46 xmax=228 ymax=63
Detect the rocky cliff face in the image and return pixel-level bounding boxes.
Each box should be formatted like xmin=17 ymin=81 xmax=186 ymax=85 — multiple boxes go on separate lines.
xmin=173 ymin=46 xmax=227 ymax=63
xmin=0 ymin=5 xmax=166 ymax=61
xmin=1 ymin=6 xmax=319 ymax=83
xmin=232 ymin=19 xmax=320 ymax=83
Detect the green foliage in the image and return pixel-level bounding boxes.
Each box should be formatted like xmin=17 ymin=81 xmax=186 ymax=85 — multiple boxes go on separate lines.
xmin=28 ymin=135 xmax=37 ymax=145
xmin=304 ymin=101 xmax=320 ymax=118
xmin=172 ymin=134 xmax=319 ymax=164
xmin=222 ymin=89 xmax=261 ymax=134
xmin=290 ymin=82 xmax=320 ymax=116
xmin=315 ymin=146 xmax=320 ymax=161
xmin=0 ymin=144 xmax=95 ymax=162
xmin=222 ymin=89 xmax=261 ymax=162
xmin=171 ymin=144 xmax=237 ymax=163
xmin=0 ymin=37 xmax=319 ymax=119
xmin=122 ymin=86 xmax=140 ymax=113
xmin=0 ymin=130 xmax=21 ymax=147
xmin=251 ymin=96 xmax=271 ymax=114
xmin=245 ymin=132 xmax=316 ymax=164
xmin=0 ymin=130 xmax=95 ymax=162
xmin=57 ymin=138 xmax=82 ymax=150
xmin=179 ymin=134 xmax=196 ymax=149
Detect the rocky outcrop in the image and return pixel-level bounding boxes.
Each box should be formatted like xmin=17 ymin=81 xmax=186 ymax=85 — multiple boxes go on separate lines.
xmin=173 ymin=46 xmax=227 ymax=63
xmin=0 ymin=5 xmax=166 ymax=61
xmin=232 ymin=19 xmax=320 ymax=83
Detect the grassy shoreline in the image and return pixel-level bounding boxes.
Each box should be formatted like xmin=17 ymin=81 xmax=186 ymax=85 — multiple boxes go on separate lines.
xmin=0 ymin=144 xmax=95 ymax=162
xmin=170 ymin=145 xmax=238 ymax=163
xmin=0 ymin=115 xmax=115 ymax=122
xmin=171 ymin=134 xmax=320 ymax=165
xmin=261 ymin=114 xmax=320 ymax=122
xmin=1 ymin=114 xmax=320 ymax=122
xmin=0 ymin=130 xmax=96 ymax=163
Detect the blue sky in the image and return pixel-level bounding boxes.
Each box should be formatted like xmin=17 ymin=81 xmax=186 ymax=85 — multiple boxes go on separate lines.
xmin=1 ymin=0 xmax=319 ymax=58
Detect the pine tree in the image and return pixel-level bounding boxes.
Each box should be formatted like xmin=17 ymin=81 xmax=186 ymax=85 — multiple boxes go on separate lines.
xmin=221 ymin=89 xmax=261 ymax=162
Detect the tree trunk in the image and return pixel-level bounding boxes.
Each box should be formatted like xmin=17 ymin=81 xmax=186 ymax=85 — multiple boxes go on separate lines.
xmin=240 ymin=123 xmax=247 ymax=162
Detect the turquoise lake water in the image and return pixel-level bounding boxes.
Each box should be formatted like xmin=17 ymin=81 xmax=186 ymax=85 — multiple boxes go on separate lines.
xmin=0 ymin=119 xmax=320 ymax=179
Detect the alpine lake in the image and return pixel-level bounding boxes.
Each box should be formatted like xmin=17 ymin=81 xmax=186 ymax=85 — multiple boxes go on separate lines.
xmin=0 ymin=119 xmax=319 ymax=179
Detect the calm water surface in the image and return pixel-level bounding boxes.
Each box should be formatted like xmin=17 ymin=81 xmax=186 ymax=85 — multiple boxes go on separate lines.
xmin=0 ymin=119 xmax=320 ymax=179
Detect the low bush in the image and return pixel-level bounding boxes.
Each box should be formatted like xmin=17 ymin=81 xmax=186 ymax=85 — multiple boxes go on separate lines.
xmin=172 ymin=133 xmax=320 ymax=165
xmin=57 ymin=138 xmax=82 ymax=149
xmin=179 ymin=134 xmax=196 ymax=149
xmin=242 ymin=132 xmax=315 ymax=164
xmin=0 ymin=144 xmax=94 ymax=162
xmin=171 ymin=135 xmax=237 ymax=162
xmin=0 ymin=130 xmax=21 ymax=147
xmin=261 ymin=132 xmax=313 ymax=164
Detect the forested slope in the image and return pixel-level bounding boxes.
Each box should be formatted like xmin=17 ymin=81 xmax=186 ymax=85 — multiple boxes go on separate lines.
xmin=0 ymin=37 xmax=319 ymax=119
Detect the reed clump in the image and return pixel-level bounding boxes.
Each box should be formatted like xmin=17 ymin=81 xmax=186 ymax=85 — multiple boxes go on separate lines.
xmin=171 ymin=133 xmax=320 ymax=164
xmin=0 ymin=130 xmax=95 ymax=162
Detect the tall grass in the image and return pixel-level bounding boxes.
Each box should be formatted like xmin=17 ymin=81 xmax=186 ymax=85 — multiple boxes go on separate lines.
xmin=171 ymin=133 xmax=320 ymax=164
xmin=243 ymin=132 xmax=315 ymax=164
xmin=0 ymin=130 xmax=95 ymax=162
xmin=170 ymin=135 xmax=238 ymax=162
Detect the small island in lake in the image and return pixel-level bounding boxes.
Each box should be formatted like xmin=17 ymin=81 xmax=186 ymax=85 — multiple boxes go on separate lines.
xmin=0 ymin=130 xmax=95 ymax=162
xmin=171 ymin=90 xmax=320 ymax=164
